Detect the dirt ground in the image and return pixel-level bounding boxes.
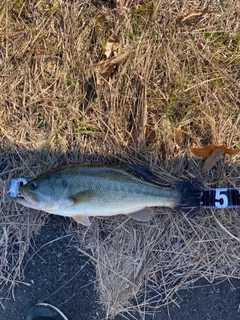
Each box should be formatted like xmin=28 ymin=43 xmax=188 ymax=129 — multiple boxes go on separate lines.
xmin=0 ymin=215 xmax=239 ymax=320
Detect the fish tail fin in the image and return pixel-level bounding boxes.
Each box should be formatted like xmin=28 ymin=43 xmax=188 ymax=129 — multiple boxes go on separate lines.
xmin=174 ymin=178 xmax=204 ymax=217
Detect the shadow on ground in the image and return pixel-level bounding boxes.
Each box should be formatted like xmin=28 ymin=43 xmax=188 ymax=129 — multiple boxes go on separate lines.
xmin=0 ymin=214 xmax=239 ymax=320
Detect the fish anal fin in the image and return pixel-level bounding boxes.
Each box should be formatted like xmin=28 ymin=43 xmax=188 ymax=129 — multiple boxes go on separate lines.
xmin=128 ymin=208 xmax=155 ymax=222
xmin=67 ymin=190 xmax=94 ymax=206
xmin=73 ymin=215 xmax=91 ymax=226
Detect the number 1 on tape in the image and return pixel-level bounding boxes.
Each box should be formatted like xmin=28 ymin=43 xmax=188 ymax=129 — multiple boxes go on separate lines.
xmin=202 ymin=188 xmax=240 ymax=209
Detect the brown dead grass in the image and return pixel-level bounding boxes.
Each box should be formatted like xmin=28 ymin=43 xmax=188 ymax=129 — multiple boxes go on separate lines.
xmin=0 ymin=0 xmax=240 ymax=318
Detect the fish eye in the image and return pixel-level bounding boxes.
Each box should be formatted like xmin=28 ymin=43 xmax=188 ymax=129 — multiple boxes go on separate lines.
xmin=29 ymin=182 xmax=37 ymax=190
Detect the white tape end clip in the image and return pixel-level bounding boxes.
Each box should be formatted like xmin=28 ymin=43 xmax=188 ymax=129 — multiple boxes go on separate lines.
xmin=10 ymin=178 xmax=32 ymax=198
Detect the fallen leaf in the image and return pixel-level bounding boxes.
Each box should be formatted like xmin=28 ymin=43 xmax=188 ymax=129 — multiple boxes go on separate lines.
xmin=175 ymin=127 xmax=184 ymax=147
xmin=191 ymin=144 xmax=240 ymax=159
xmin=105 ymin=35 xmax=120 ymax=58
xmin=95 ymin=50 xmax=130 ymax=85
xmin=145 ymin=126 xmax=157 ymax=145
xmin=202 ymin=148 xmax=224 ymax=173
xmin=107 ymin=50 xmax=130 ymax=65
xmin=95 ymin=61 xmax=115 ymax=85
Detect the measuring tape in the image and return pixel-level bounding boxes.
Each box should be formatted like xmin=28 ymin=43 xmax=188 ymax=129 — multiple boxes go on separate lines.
xmin=201 ymin=188 xmax=240 ymax=209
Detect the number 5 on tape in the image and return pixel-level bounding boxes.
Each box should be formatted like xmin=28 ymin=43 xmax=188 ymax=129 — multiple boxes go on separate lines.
xmin=214 ymin=189 xmax=228 ymax=208
xmin=202 ymin=188 xmax=240 ymax=209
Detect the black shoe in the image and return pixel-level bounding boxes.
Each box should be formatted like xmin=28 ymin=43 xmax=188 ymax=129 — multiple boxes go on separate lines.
xmin=26 ymin=303 xmax=69 ymax=320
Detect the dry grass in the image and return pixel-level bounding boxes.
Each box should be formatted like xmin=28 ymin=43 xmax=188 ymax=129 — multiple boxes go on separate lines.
xmin=0 ymin=0 xmax=239 ymax=318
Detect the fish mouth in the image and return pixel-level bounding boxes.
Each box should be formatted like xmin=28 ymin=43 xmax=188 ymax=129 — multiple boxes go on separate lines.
xmin=15 ymin=195 xmax=27 ymax=204
xmin=15 ymin=191 xmax=32 ymax=205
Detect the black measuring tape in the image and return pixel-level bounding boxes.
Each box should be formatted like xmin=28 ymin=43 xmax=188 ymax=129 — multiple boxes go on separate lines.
xmin=201 ymin=188 xmax=240 ymax=209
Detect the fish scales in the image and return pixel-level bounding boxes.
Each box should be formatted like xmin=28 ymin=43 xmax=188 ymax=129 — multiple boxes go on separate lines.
xmin=52 ymin=166 xmax=177 ymax=213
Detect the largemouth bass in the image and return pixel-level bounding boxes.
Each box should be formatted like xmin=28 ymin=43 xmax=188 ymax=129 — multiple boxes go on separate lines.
xmin=14 ymin=163 xmax=203 ymax=226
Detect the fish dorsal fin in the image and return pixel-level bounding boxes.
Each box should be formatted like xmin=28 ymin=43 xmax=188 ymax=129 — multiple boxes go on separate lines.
xmin=124 ymin=164 xmax=155 ymax=182
xmin=67 ymin=190 xmax=95 ymax=206
xmin=73 ymin=215 xmax=91 ymax=226
xmin=128 ymin=208 xmax=155 ymax=222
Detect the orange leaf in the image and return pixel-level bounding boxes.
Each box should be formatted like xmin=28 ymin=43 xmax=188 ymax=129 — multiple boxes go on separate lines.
xmin=190 ymin=144 xmax=240 ymax=159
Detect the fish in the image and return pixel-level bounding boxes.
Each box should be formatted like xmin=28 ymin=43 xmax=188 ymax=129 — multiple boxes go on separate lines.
xmin=13 ymin=163 xmax=203 ymax=226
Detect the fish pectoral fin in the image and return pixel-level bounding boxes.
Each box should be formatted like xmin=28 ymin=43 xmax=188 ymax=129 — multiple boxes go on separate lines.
xmin=73 ymin=215 xmax=91 ymax=226
xmin=128 ymin=208 xmax=155 ymax=222
xmin=67 ymin=190 xmax=94 ymax=206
